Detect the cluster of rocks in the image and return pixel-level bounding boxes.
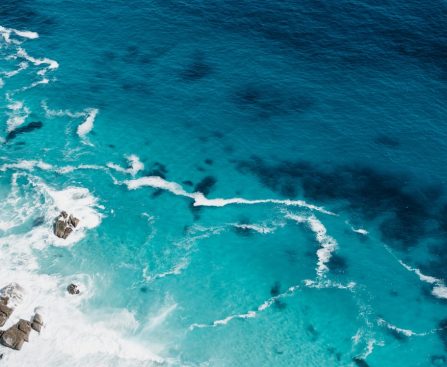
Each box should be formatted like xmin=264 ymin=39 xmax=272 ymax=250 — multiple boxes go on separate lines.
xmin=0 ymin=284 xmax=43 ymax=351
xmin=0 ymin=313 xmax=43 ymax=350
xmin=54 ymin=211 xmax=80 ymax=239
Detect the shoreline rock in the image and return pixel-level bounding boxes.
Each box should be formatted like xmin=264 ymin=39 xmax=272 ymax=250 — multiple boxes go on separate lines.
xmin=0 ymin=319 xmax=32 ymax=351
xmin=54 ymin=211 xmax=80 ymax=239
xmin=31 ymin=313 xmax=44 ymax=333
xmin=0 ymin=299 xmax=12 ymax=327
xmin=67 ymin=283 xmax=80 ymax=295
xmin=0 ymin=284 xmax=43 ymax=351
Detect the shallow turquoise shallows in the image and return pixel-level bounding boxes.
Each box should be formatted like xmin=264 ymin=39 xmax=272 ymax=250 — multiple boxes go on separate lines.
xmin=0 ymin=1 xmax=447 ymax=366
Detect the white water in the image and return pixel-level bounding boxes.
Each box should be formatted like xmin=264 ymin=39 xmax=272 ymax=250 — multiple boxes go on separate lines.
xmin=285 ymin=212 xmax=337 ymax=277
xmin=76 ymin=108 xmax=99 ymax=138
xmin=123 ymin=176 xmax=334 ymax=214
xmin=0 ymin=173 xmax=163 ymax=366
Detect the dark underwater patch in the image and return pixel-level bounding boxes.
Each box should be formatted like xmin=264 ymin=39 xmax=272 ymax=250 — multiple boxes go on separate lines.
xmin=236 ymin=157 xmax=445 ymax=250
xmin=389 ymin=289 xmax=399 ymax=297
xmin=374 ymin=134 xmax=400 ymax=148
xmin=306 ymin=324 xmax=318 ymax=341
xmin=353 ymin=357 xmax=370 ymax=367
xmin=328 ymin=253 xmax=348 ymax=274
xmin=158 ymin=0 xmax=447 ymax=76
xmin=204 ymin=159 xmax=213 ymax=166
xmin=194 ymin=176 xmax=217 ymax=196
xmin=431 ymin=355 xmax=446 ymax=366
xmin=0 ymin=0 xmax=56 ymax=33
xmin=438 ymin=319 xmax=447 ymax=351
xmin=327 ymin=347 xmax=342 ymax=362
xmin=212 ymin=131 xmax=224 ymax=139
xmin=145 ymin=162 xmax=168 ymax=178
xmin=151 ymin=189 xmax=164 ymax=198
xmin=423 ymin=244 xmax=447 ymax=281
xmin=223 ymin=145 xmax=234 ymax=154
xmin=6 ymin=121 xmax=43 ymax=142
xmin=189 ymin=202 xmax=201 ymax=221
xmin=180 ymin=52 xmax=213 ymax=81
xmin=233 ymin=83 xmax=314 ymax=119
xmin=182 ymin=180 xmax=194 ymax=187
xmin=283 ymin=249 xmax=299 ymax=264
xmin=102 ymin=51 xmax=116 ymax=61
xmin=270 ymin=281 xmax=286 ymax=309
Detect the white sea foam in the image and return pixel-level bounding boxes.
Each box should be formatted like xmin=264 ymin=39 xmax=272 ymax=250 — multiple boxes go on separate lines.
xmin=0 ymin=26 xmax=39 ymax=44
xmin=19 ymin=78 xmax=50 ymax=92
xmin=352 ymin=329 xmax=362 ymax=345
xmin=107 ymin=155 xmax=144 ymax=177
xmin=56 ymin=164 xmax=107 ymax=174
xmin=376 ymin=318 xmax=425 ymax=337
xmin=42 ymin=101 xmax=88 ymax=119
xmin=0 ymin=173 xmax=163 ymax=366
xmin=231 ymin=223 xmax=277 ymax=234
xmin=345 ymin=221 xmax=369 ymax=235
xmin=3 ymin=61 xmax=29 ymax=78
xmin=190 ymin=311 xmax=257 ymax=330
xmin=396 ymin=257 xmax=447 ymax=299
xmin=126 ymin=154 xmax=144 ymax=176
xmin=123 ymin=176 xmax=334 ymax=214
xmin=285 ymin=212 xmax=337 ymax=277
xmin=304 ymin=279 xmax=356 ymax=290
xmin=0 ymin=160 xmax=54 ymax=172
xmin=77 ymin=108 xmax=98 ymax=138
xmin=189 ymin=284 xmax=301 ymax=330
xmin=13 ymin=29 xmax=39 ymax=40
xmin=16 ymin=47 xmax=59 ymax=74
xmin=353 ymin=228 xmax=368 ymax=235
xmin=1 ymin=43 xmax=58 ymax=93
xmin=6 ymin=95 xmax=30 ymax=132
xmin=144 ymin=303 xmax=178 ymax=332
xmin=142 ymin=259 xmax=189 ymax=283
xmin=432 ymin=285 xmax=447 ymax=299
xmin=0 ymin=283 xmax=25 ymax=309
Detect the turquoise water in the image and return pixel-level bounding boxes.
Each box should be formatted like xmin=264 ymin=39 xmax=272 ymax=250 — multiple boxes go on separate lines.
xmin=0 ymin=1 xmax=447 ymax=366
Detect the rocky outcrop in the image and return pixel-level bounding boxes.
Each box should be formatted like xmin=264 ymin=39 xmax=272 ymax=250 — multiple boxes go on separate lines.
xmin=54 ymin=211 xmax=80 ymax=239
xmin=31 ymin=313 xmax=44 ymax=333
xmin=67 ymin=283 xmax=80 ymax=295
xmin=0 ymin=319 xmax=32 ymax=350
xmin=0 ymin=283 xmax=24 ymax=309
xmin=0 ymin=299 xmax=12 ymax=327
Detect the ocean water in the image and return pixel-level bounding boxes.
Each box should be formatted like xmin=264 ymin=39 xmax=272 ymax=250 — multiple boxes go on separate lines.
xmin=0 ymin=0 xmax=447 ymax=366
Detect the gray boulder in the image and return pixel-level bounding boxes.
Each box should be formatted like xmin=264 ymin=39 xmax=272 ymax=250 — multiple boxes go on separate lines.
xmin=31 ymin=313 xmax=44 ymax=333
xmin=54 ymin=211 xmax=80 ymax=239
xmin=67 ymin=283 xmax=80 ymax=295
xmin=0 ymin=298 xmax=13 ymax=327
xmin=0 ymin=319 xmax=32 ymax=350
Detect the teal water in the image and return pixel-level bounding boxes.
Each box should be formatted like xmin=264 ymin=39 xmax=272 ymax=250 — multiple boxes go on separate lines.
xmin=0 ymin=1 xmax=447 ymax=366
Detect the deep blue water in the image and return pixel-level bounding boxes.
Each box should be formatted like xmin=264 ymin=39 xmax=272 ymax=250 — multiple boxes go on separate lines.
xmin=0 ymin=1 xmax=446 ymax=366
